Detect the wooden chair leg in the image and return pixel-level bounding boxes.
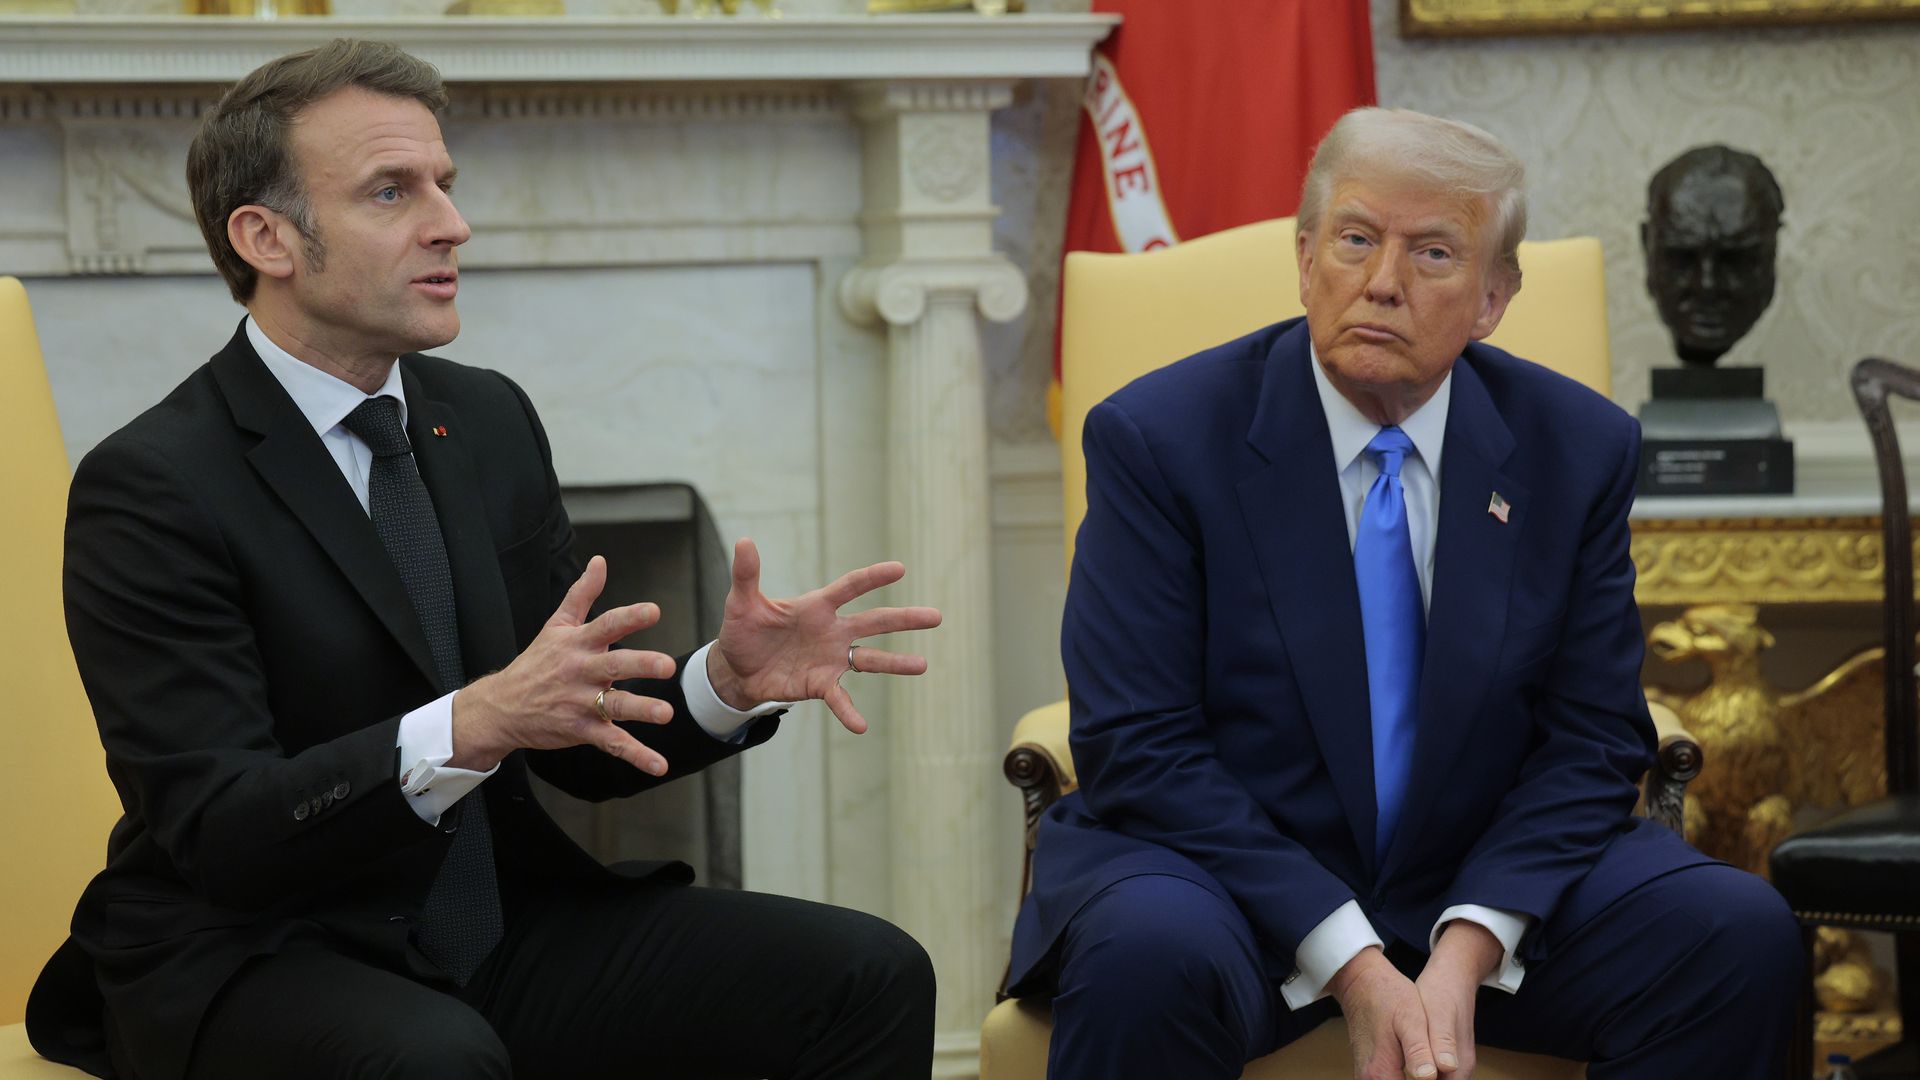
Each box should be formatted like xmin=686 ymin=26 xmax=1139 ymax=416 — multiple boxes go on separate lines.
xmin=1900 ymin=932 xmax=1920 ymax=1049
xmin=1791 ymin=924 xmax=1816 ymax=1080
xmin=1854 ymin=932 xmax=1920 ymax=1078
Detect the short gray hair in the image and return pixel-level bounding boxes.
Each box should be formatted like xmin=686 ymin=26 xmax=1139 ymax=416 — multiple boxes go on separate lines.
xmin=1296 ymin=107 xmax=1528 ymax=292
xmin=187 ymin=39 xmax=448 ymax=303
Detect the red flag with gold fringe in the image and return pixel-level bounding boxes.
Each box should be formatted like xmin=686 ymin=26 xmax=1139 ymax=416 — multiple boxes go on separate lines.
xmin=1049 ymin=0 xmax=1376 ymax=432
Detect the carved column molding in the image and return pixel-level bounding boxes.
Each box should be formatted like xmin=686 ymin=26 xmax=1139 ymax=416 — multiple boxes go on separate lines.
xmin=839 ymin=78 xmax=1029 ymax=1079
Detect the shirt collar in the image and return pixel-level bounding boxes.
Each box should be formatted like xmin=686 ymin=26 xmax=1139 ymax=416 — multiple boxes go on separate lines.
xmin=1308 ymin=338 xmax=1452 ymax=479
xmin=246 ymin=315 xmax=407 ymax=440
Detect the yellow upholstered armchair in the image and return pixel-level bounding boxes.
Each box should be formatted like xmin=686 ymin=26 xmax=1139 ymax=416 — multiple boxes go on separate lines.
xmin=0 ymin=278 xmax=115 ymax=1077
xmin=979 ymin=221 xmax=1704 ymax=1080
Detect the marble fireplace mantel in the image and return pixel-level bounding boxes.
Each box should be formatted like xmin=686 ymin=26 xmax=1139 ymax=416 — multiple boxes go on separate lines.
xmin=0 ymin=15 xmax=1117 ymax=279
xmin=0 ymin=14 xmax=1116 ymax=1078
xmin=0 ymin=13 xmax=1116 ymax=84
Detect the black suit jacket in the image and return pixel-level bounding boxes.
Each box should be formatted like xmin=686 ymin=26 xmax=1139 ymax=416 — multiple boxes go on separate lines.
xmin=27 ymin=323 xmax=777 ymax=1080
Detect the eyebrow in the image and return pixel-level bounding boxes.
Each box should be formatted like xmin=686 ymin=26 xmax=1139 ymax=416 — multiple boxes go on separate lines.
xmin=1409 ymin=220 xmax=1469 ymax=247
xmin=359 ymin=163 xmax=458 ymax=189
xmin=1329 ymin=205 xmax=1382 ymax=231
xmin=1330 ymin=205 xmax=1469 ymax=248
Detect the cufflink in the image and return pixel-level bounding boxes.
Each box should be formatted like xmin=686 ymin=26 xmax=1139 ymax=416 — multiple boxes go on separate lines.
xmin=400 ymin=761 xmax=437 ymax=796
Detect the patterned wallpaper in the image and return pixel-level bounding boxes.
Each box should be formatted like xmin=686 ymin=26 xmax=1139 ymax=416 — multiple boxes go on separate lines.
xmin=1373 ymin=0 xmax=1920 ymax=424
xmin=53 ymin=0 xmax=1920 ymax=433
xmin=984 ymin=0 xmax=1920 ymax=440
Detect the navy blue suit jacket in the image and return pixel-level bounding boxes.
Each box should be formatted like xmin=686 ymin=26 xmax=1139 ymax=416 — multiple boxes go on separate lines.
xmin=1009 ymin=317 xmax=1710 ymax=991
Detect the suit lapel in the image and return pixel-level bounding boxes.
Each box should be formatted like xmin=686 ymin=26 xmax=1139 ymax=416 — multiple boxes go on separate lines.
xmin=401 ymin=363 xmax=518 ymax=680
xmin=211 ymin=325 xmax=441 ymax=692
xmin=1235 ymin=323 xmax=1379 ymax=865
xmin=1378 ymin=358 xmax=1528 ymax=883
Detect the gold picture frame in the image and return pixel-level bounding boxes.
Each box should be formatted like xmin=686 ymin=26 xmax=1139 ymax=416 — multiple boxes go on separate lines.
xmin=867 ymin=0 xmax=1024 ymax=12
xmin=1402 ymin=0 xmax=1920 ymax=38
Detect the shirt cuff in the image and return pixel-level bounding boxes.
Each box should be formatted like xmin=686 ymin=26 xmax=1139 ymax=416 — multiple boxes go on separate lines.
xmin=681 ymin=641 xmax=792 ymax=743
xmin=1430 ymin=904 xmax=1534 ymax=994
xmin=396 ymin=692 xmax=498 ymax=826
xmin=1281 ymin=899 xmax=1382 ymax=1010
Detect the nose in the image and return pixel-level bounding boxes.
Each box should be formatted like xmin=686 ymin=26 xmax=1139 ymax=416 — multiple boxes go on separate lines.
xmin=425 ymin=185 xmax=471 ymax=250
xmin=1363 ymin=244 xmax=1405 ymax=306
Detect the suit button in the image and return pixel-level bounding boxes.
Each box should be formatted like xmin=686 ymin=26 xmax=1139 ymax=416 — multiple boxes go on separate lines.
xmin=320 ymin=791 xmax=335 ymax=809
xmin=293 ymin=801 xmax=310 ymax=821
xmin=333 ymin=781 xmax=351 ymax=800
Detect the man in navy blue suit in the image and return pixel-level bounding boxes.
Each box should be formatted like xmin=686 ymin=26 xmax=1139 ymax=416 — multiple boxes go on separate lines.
xmin=1007 ymin=108 xmax=1802 ymax=1079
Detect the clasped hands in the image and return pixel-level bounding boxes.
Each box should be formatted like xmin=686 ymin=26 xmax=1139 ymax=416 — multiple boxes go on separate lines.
xmin=450 ymin=538 xmax=941 ymax=774
xmin=1329 ymin=920 xmax=1504 ymax=1080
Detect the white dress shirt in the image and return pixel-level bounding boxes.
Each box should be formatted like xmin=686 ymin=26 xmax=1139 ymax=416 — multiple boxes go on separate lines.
xmin=246 ymin=317 xmax=784 ymax=825
xmin=1278 ymin=344 xmax=1532 ymax=1010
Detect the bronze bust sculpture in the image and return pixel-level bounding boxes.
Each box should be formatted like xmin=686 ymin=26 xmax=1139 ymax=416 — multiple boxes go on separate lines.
xmin=1635 ymin=145 xmax=1792 ymax=495
xmin=1641 ymin=145 xmax=1785 ymax=368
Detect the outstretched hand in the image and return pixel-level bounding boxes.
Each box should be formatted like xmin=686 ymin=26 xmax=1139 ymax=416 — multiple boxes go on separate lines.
xmin=707 ymin=538 xmax=942 ymax=734
xmin=452 ymin=555 xmax=679 ymax=776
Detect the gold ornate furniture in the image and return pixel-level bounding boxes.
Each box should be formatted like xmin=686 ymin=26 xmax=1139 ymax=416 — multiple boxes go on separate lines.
xmin=1631 ymin=500 xmax=1908 ymax=608
xmin=1770 ymin=357 xmax=1920 ymax=1080
xmin=0 ymin=277 xmax=109 ymax=1076
xmin=979 ymin=218 xmax=1704 ymax=1079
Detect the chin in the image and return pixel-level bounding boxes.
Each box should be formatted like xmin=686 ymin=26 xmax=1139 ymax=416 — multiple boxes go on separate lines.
xmin=1324 ymin=347 xmax=1413 ymax=387
xmin=410 ymin=317 xmax=461 ymax=352
xmin=1680 ymin=332 xmax=1734 ymax=353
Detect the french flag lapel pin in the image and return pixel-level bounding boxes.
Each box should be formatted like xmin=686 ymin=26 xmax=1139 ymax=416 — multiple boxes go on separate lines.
xmin=432 ymin=425 xmax=449 ymax=438
xmin=1488 ymin=491 xmax=1511 ymax=524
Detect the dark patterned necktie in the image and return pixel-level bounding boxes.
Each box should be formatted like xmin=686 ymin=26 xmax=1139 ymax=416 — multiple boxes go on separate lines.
xmin=343 ymin=395 xmax=504 ymax=986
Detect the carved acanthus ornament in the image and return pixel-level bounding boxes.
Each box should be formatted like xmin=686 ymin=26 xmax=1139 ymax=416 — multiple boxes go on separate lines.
xmin=1631 ymin=516 xmax=1917 ymax=605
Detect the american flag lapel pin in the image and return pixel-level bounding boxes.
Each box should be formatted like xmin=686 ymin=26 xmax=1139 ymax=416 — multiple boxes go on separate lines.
xmin=1488 ymin=491 xmax=1511 ymax=524
xmin=432 ymin=425 xmax=449 ymax=437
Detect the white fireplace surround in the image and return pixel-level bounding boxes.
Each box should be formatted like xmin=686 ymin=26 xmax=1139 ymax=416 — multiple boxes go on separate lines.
xmin=0 ymin=14 xmax=1116 ymax=1077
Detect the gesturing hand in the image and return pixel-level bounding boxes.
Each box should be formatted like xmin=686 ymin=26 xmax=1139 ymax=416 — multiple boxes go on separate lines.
xmin=706 ymin=538 xmax=942 ymax=734
xmin=452 ymin=556 xmax=680 ymax=776
xmin=1331 ymin=947 xmax=1442 ymax=1080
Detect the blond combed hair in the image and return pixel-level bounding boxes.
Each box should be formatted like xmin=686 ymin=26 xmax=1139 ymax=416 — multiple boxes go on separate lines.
xmin=1296 ymin=107 xmax=1528 ymax=293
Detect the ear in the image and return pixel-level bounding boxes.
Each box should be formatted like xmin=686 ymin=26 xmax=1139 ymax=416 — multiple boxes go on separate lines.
xmin=227 ymin=205 xmax=299 ymax=284
xmin=1468 ymin=275 xmax=1516 ymax=342
xmin=1295 ymin=226 xmax=1315 ymax=310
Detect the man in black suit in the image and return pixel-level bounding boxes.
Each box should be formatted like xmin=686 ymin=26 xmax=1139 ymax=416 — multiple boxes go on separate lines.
xmin=27 ymin=38 xmax=940 ymax=1080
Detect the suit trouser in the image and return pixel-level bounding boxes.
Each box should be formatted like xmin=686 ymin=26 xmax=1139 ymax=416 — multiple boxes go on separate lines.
xmin=1045 ymin=862 xmax=1803 ymax=1080
xmin=180 ymin=880 xmax=935 ymax=1080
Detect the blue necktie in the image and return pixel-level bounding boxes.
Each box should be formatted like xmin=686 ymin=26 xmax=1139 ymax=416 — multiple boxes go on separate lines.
xmin=1355 ymin=426 xmax=1424 ymax=860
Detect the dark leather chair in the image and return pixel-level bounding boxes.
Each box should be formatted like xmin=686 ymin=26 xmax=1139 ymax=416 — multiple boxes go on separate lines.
xmin=1771 ymin=357 xmax=1920 ymax=1079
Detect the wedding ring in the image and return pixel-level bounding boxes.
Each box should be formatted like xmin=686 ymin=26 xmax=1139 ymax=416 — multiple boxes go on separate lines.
xmin=595 ymin=688 xmax=612 ymax=723
xmin=847 ymin=644 xmax=861 ymax=673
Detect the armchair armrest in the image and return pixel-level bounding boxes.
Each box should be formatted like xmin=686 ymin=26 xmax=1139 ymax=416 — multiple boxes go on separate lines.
xmin=1643 ymin=701 xmax=1702 ymax=834
xmin=1002 ymin=696 xmax=1702 ymax=873
xmin=1006 ymin=700 xmax=1076 ymax=833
